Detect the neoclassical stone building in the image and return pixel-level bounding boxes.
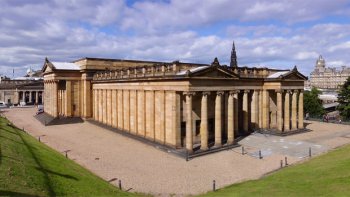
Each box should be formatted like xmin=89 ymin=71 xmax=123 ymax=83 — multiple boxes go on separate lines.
xmin=310 ymin=55 xmax=350 ymax=90
xmin=42 ymin=57 xmax=306 ymax=153
xmin=0 ymin=69 xmax=44 ymax=105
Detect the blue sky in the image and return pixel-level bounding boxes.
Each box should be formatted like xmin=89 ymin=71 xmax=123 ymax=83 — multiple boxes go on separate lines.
xmin=1 ymin=0 xmax=350 ymax=77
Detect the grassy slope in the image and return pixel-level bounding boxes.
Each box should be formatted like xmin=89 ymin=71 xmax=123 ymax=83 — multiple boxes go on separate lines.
xmin=201 ymin=143 xmax=350 ymax=197
xmin=0 ymin=117 xmax=138 ymax=197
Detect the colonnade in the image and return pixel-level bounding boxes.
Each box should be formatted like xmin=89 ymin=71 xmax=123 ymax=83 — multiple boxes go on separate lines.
xmin=44 ymin=80 xmax=58 ymax=117
xmin=18 ymin=90 xmax=43 ymax=104
xmin=184 ymin=89 xmax=304 ymax=152
xmin=90 ymin=87 xmax=304 ymax=153
xmin=92 ymin=88 xmax=179 ymax=146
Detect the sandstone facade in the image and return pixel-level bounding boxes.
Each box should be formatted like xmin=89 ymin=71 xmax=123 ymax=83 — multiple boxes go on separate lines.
xmin=42 ymin=57 xmax=306 ymax=153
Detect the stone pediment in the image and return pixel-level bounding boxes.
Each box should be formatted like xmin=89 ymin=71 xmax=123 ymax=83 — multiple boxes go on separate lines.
xmin=42 ymin=58 xmax=54 ymax=73
xmin=267 ymin=66 xmax=307 ymax=81
xmin=185 ymin=66 xmax=239 ymax=79
xmin=281 ymin=67 xmax=308 ymax=80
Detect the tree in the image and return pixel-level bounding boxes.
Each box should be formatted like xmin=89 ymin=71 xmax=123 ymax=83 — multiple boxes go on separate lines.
xmin=304 ymin=87 xmax=324 ymax=117
xmin=337 ymin=76 xmax=350 ymax=119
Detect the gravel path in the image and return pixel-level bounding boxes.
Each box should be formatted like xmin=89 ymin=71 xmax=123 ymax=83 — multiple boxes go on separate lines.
xmin=2 ymin=108 xmax=350 ymax=196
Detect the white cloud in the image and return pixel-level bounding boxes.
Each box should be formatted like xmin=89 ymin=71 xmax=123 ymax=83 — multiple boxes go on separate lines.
xmin=0 ymin=0 xmax=350 ymax=78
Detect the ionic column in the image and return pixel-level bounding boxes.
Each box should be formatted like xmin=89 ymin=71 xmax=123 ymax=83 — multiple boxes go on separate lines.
xmin=29 ymin=91 xmax=32 ymax=103
xmin=93 ymin=89 xmax=97 ymax=120
xmin=66 ymin=81 xmax=72 ymax=116
xmin=200 ymin=91 xmax=210 ymax=150
xmin=276 ymin=90 xmax=283 ymax=131
xmin=284 ymin=90 xmax=291 ymax=131
xmin=291 ymin=90 xmax=298 ymax=130
xmin=243 ymin=90 xmax=250 ymax=132
xmin=298 ymin=90 xmax=304 ymax=129
xmin=98 ymin=89 xmax=103 ymax=122
xmin=53 ymin=82 xmax=58 ymax=117
xmin=227 ymin=91 xmax=235 ymax=144
xmin=107 ymin=89 xmax=112 ymax=126
xmin=35 ymin=91 xmax=39 ymax=104
xmin=234 ymin=90 xmax=239 ymax=132
xmin=262 ymin=90 xmax=270 ymax=129
xmin=103 ymin=89 xmax=107 ymax=124
xmin=251 ymin=90 xmax=259 ymax=129
xmin=255 ymin=90 xmax=260 ymax=128
xmin=215 ymin=91 xmax=224 ymax=147
xmin=184 ymin=92 xmax=195 ymax=153
xmin=258 ymin=90 xmax=263 ymax=128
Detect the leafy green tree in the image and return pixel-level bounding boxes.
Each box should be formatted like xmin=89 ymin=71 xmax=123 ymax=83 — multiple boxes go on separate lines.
xmin=304 ymin=87 xmax=324 ymax=117
xmin=337 ymin=76 xmax=350 ymax=118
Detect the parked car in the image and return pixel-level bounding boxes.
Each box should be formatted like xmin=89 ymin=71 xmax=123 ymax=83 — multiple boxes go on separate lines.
xmin=0 ymin=101 xmax=8 ymax=108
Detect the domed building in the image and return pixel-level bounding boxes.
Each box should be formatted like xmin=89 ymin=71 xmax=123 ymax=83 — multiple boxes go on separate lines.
xmin=310 ymin=55 xmax=350 ymax=90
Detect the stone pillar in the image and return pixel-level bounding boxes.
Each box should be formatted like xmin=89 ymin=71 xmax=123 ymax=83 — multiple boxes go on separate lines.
xmin=276 ymin=90 xmax=283 ymax=132
xmin=103 ymin=89 xmax=107 ymax=124
xmin=29 ymin=91 xmax=32 ymax=103
xmin=184 ymin=92 xmax=195 ymax=153
xmin=107 ymin=89 xmax=112 ymax=126
xmin=215 ymin=91 xmax=224 ymax=147
xmin=82 ymin=73 xmax=92 ymax=118
xmin=259 ymin=89 xmax=263 ymax=128
xmin=291 ymin=90 xmax=298 ymax=130
xmin=112 ymin=90 xmax=118 ymax=128
xmin=200 ymin=91 xmax=210 ymax=150
xmin=298 ymin=90 xmax=304 ymax=129
xmin=66 ymin=81 xmax=72 ymax=116
xmin=227 ymin=91 xmax=235 ymax=144
xmin=98 ymin=89 xmax=103 ymax=122
xmin=35 ymin=91 xmax=39 ymax=104
xmin=53 ymin=81 xmax=58 ymax=117
xmin=255 ymin=90 xmax=260 ymax=129
xmin=284 ymin=90 xmax=291 ymax=131
xmin=92 ymin=89 xmax=96 ymax=120
xmin=234 ymin=90 xmax=239 ymax=132
xmin=243 ymin=90 xmax=249 ymax=132
xmin=262 ymin=90 xmax=270 ymax=129
xmin=251 ymin=90 xmax=258 ymax=129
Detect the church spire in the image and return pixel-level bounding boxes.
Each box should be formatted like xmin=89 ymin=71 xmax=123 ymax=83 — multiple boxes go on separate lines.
xmin=230 ymin=41 xmax=238 ymax=67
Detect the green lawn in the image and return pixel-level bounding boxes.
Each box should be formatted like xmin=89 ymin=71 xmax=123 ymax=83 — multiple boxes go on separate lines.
xmin=0 ymin=116 xmax=138 ymax=197
xmin=201 ymin=143 xmax=350 ymax=197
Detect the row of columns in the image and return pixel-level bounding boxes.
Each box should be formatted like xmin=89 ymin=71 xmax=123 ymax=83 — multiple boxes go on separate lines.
xmin=44 ymin=80 xmax=58 ymax=117
xmin=276 ymin=90 xmax=304 ymax=131
xmin=184 ymin=89 xmax=304 ymax=152
xmin=185 ymin=90 xmax=243 ymax=152
xmin=18 ymin=91 xmax=43 ymax=104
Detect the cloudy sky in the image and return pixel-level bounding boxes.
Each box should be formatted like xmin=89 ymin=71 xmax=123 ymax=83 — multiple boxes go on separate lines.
xmin=1 ymin=0 xmax=350 ymax=77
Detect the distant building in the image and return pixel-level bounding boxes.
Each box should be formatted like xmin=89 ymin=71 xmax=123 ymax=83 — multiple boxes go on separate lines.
xmin=0 ymin=68 xmax=44 ymax=105
xmin=310 ymin=55 xmax=350 ymax=90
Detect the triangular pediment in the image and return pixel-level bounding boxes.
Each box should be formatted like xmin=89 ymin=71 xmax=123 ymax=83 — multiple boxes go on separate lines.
xmin=188 ymin=66 xmax=239 ymax=79
xmin=42 ymin=58 xmax=55 ymax=73
xmin=281 ymin=70 xmax=308 ymax=80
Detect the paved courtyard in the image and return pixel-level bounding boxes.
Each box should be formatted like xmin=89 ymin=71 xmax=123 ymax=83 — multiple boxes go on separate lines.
xmin=2 ymin=107 xmax=350 ymax=196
